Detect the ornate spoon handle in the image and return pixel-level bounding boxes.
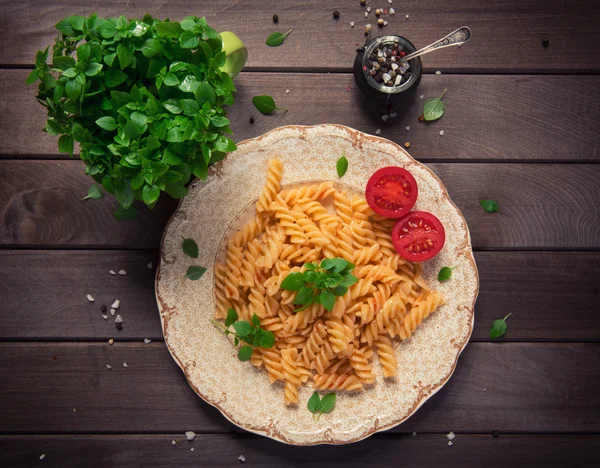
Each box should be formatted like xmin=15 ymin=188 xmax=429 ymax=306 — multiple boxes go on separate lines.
xmin=401 ymin=27 xmax=471 ymax=63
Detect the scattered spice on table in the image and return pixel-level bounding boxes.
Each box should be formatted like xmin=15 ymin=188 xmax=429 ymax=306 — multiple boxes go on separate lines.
xmin=375 ymin=128 xmax=381 ymax=135
xmin=390 ymin=8 xmax=395 ymax=14
xmin=542 ymin=38 xmax=550 ymax=47
xmin=186 ymin=431 xmax=196 ymax=441
xmin=381 ymin=114 xmax=389 ymax=122
xmin=418 ymin=115 xmax=425 ymax=122
xmin=389 ymin=111 xmax=397 ymax=118
xmin=100 ymin=305 xmax=107 ymax=313
xmin=238 ymin=454 xmax=246 ymax=463
xmin=147 ymin=261 xmax=153 ymax=269
xmin=109 ymin=270 xmax=116 ymax=275
xmin=190 ymin=448 xmax=195 ymax=452
xmin=366 ymin=41 xmax=412 ymax=87
xmin=375 ymin=8 xmax=381 ymax=16
xmin=108 ymin=338 xmax=114 ymax=345
xmin=360 ymin=0 xmax=366 ymax=5
xmin=405 ymin=14 xmax=410 ymax=20
xmin=367 ymin=6 xmax=372 ymax=12
xmin=364 ymin=24 xmax=371 ymax=35
xmin=106 ymin=364 xmax=112 ymax=370
xmin=118 ymin=269 xmax=126 ymax=276
xmin=404 ymin=142 xmax=411 ymax=148
xmin=86 ymin=294 xmax=95 ymax=302
xmin=435 ymin=70 xmax=442 ymax=75
xmin=249 ymin=116 xmax=255 ymax=124
xmin=350 ymin=21 xmax=354 ymax=27
xmin=123 ymin=362 xmax=128 ymax=368
xmin=377 ymin=18 xmax=384 ymax=27
xmin=440 ymin=130 xmax=445 ymax=136
xmin=333 ymin=11 xmax=340 ymax=19
xmin=448 ymin=441 xmax=453 ymax=446
xmin=272 ymin=14 xmax=278 ymax=23
xmin=116 ymin=322 xmax=123 ymax=331
xmin=405 ymin=125 xmax=410 ymax=131
xmin=110 ymin=309 xmax=116 ymax=316
xmin=102 ymin=315 xmax=108 ymax=320
xmin=111 ymin=299 xmax=120 ymax=309
xmin=144 ymin=338 xmax=152 ymax=344
xmin=115 ymin=315 xmax=123 ymax=324
xmin=364 ymin=11 xmax=369 ymax=19
xmin=40 ymin=454 xmax=45 ymax=460
xmin=285 ymin=89 xmax=290 ymax=94
xmin=447 ymin=431 xmax=456 ymax=440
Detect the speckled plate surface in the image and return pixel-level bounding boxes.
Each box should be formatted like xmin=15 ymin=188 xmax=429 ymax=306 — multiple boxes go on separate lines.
xmin=156 ymin=124 xmax=479 ymax=445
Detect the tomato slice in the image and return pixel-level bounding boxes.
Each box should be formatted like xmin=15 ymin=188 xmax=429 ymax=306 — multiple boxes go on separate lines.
xmin=392 ymin=211 xmax=446 ymax=262
xmin=365 ymin=166 xmax=418 ymax=218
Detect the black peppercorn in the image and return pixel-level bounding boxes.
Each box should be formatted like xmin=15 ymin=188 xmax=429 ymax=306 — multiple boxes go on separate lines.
xmin=333 ymin=11 xmax=340 ymax=19
xmin=492 ymin=431 xmax=499 ymax=439
xmin=116 ymin=322 xmax=123 ymax=331
xmin=249 ymin=116 xmax=255 ymax=124
xmin=273 ymin=14 xmax=278 ymax=23
xmin=542 ymin=38 xmax=549 ymax=47
xmin=100 ymin=305 xmax=107 ymax=313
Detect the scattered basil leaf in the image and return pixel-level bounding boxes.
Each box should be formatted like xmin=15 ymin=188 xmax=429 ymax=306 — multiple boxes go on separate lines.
xmin=490 ymin=313 xmax=512 ymax=339
xmin=336 ymin=154 xmax=348 ymax=178
xmin=182 ymin=238 xmax=199 ymax=258
xmin=319 ymin=290 xmax=336 ymax=312
xmin=252 ymin=95 xmax=287 ymax=115
xmin=237 ymin=345 xmax=253 ymax=362
xmin=81 ymin=184 xmax=103 ymax=201
xmin=266 ymin=29 xmax=292 ymax=47
xmin=438 ymin=266 xmax=453 ymax=282
xmin=480 ymin=199 xmax=500 ymax=213
xmin=233 ymin=321 xmax=252 ymax=337
xmin=423 ymin=88 xmax=447 ymax=122
xmin=186 ymin=265 xmax=207 ymax=280
xmin=225 ymin=308 xmax=238 ymax=328
xmin=280 ymin=272 xmax=306 ymax=291
xmin=319 ymin=393 xmax=336 ymax=413
xmin=307 ymin=392 xmax=321 ymax=413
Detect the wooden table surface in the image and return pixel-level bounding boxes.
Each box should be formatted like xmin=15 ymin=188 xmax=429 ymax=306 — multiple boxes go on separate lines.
xmin=1 ymin=1 xmax=599 ymax=466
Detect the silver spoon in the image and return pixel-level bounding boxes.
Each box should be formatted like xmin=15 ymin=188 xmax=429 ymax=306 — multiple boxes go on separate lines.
xmin=400 ymin=27 xmax=472 ymax=63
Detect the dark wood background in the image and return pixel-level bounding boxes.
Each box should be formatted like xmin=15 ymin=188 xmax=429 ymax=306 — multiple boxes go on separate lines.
xmin=1 ymin=1 xmax=599 ymax=466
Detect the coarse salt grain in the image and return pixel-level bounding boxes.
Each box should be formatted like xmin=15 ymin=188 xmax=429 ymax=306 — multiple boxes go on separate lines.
xmin=375 ymin=129 xmax=381 ymax=135
xmin=440 ymin=130 xmax=445 ymax=136
xmin=350 ymin=21 xmax=355 ymax=27
xmin=111 ymin=299 xmax=120 ymax=310
xmin=447 ymin=431 xmax=455 ymax=440
xmin=285 ymin=89 xmax=290 ymax=94
xmin=394 ymin=75 xmax=402 ymax=86
xmin=389 ymin=112 xmax=397 ymax=118
xmin=364 ymin=11 xmax=369 ymax=18
xmin=382 ymin=72 xmax=391 ymax=83
xmin=238 ymin=455 xmax=246 ymax=463
xmin=118 ymin=270 xmax=126 ymax=276
xmin=412 ymin=432 xmax=417 ymax=436
xmin=86 ymin=295 xmax=95 ymax=302
xmin=144 ymin=338 xmax=152 ymax=344
xmin=172 ymin=440 xmax=177 ymax=446
xmin=405 ymin=125 xmax=410 ymax=131
xmin=391 ymin=63 xmax=399 ymax=70
xmin=388 ymin=0 xmax=393 ymax=3
xmin=390 ymin=8 xmax=395 ymax=14
xmin=102 ymin=315 xmax=108 ymax=320
xmin=435 ymin=70 xmax=442 ymax=75
xmin=185 ymin=431 xmax=196 ymax=441
xmin=420 ymin=95 xmax=424 ymax=99
xmin=115 ymin=315 xmax=123 ymax=324
xmin=448 ymin=441 xmax=453 ymax=446
xmin=367 ymin=6 xmax=372 ymax=12
xmin=110 ymin=309 xmax=116 ymax=316
xmin=40 ymin=454 xmax=46 ymax=460
xmin=405 ymin=14 xmax=409 ymax=19
xmin=106 ymin=364 xmax=112 ymax=370
xmin=108 ymin=339 xmax=114 ymax=345
xmin=109 ymin=270 xmax=116 ymax=275
xmin=383 ymin=20 xmax=388 ymax=26
xmin=147 ymin=262 xmax=152 ymax=269
xmin=190 ymin=448 xmax=195 ymax=452
xmin=381 ymin=114 xmax=389 ymax=122
xmin=123 ymin=362 xmax=128 ymax=368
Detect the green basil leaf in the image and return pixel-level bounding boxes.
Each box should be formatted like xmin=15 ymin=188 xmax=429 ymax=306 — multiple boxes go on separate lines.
xmin=95 ymin=116 xmax=118 ymax=131
xmin=259 ymin=330 xmax=275 ymax=349
xmin=438 ymin=266 xmax=453 ymax=282
xmin=57 ymin=135 xmax=74 ymax=156
xmin=81 ymin=184 xmax=103 ymax=201
xmin=329 ymin=258 xmax=350 ymax=273
xmin=211 ymin=116 xmax=230 ymax=127
xmin=142 ymin=184 xmax=160 ymax=205
xmin=266 ymin=29 xmax=292 ymax=47
xmin=233 ymin=321 xmax=252 ymax=337
xmin=280 ymin=272 xmax=305 ymax=291
xmin=225 ymin=308 xmax=238 ymax=327
xmin=336 ymin=155 xmax=348 ymax=178
xmin=114 ymin=179 xmax=134 ymax=208
xmin=192 ymin=159 xmax=208 ymax=180
xmin=304 ymin=270 xmax=319 ymax=284
xmin=182 ymin=238 xmax=199 ymax=258
xmin=25 ymin=69 xmax=38 ymax=85
xmin=237 ymin=345 xmax=253 ymax=362
xmin=130 ymin=111 xmax=148 ymax=127
xmin=338 ymin=274 xmax=358 ymax=288
xmin=319 ymin=393 xmax=336 ymax=413
xmin=251 ymin=314 xmax=261 ymax=328
xmin=194 ymin=81 xmax=216 ymax=106
xmin=180 ymin=30 xmax=200 ymax=49
xmin=163 ymin=99 xmax=183 ymax=114
xmin=117 ymin=42 xmax=134 ymax=70
xmin=69 ymin=15 xmax=86 ymax=31
xmin=65 ymin=79 xmax=82 ymax=99
xmin=332 ymin=285 xmax=347 ymax=296
xmin=163 ymin=73 xmax=180 ymax=86
xmin=423 ymin=89 xmax=447 ymax=122
xmin=104 ymin=69 xmax=128 ymax=87
xmin=124 ymin=120 xmax=143 ymax=139
xmin=166 ymin=183 xmax=188 ymax=199
xmin=318 ymin=290 xmax=336 ymax=312
xmin=162 ymin=147 xmax=183 ymax=165
xmin=186 ymin=265 xmax=207 ymax=280
xmin=180 ymin=16 xmax=197 ymax=31
xmin=155 ymin=21 xmax=183 ymax=38
xmin=294 ymin=286 xmax=316 ymax=306
xmin=55 ymin=18 xmax=75 ymax=36
xmin=84 ymin=61 xmax=103 ymax=76
xmin=490 ymin=313 xmax=511 ymax=339
xmin=252 ymin=95 xmax=286 ymax=115
xmin=45 ymin=119 xmax=62 ymax=136
xmin=53 ymin=55 xmax=76 ymax=71
xmin=307 ymin=392 xmax=321 ymax=414
xmin=142 ymin=38 xmax=163 ymax=58
xmin=131 ymin=172 xmax=144 ymax=190
xmin=480 ymin=199 xmax=500 ymax=213
xmin=113 ymin=205 xmax=138 ymax=220
xmin=76 ymin=43 xmax=91 ymax=62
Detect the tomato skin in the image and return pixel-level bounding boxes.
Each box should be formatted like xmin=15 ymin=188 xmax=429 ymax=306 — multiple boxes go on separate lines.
xmin=392 ymin=211 xmax=446 ymax=262
xmin=365 ymin=166 xmax=418 ymax=218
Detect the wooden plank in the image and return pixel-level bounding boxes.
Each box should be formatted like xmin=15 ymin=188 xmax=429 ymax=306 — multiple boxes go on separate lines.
xmin=1 ymin=0 xmax=599 ymax=72
xmin=1 ymin=161 xmax=598 ymax=249
xmin=0 ymin=343 xmax=597 ymax=433
xmin=4 ymin=69 xmax=600 ymax=162
xmin=1 ymin=250 xmax=599 ymax=341
xmin=1 ymin=434 xmax=599 ymax=467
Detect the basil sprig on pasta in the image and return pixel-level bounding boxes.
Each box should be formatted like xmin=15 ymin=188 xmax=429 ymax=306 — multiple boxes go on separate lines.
xmin=210 ymin=308 xmax=275 ymax=361
xmin=280 ymin=258 xmax=358 ymax=312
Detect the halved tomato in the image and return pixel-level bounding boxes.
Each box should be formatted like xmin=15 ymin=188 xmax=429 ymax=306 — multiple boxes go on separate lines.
xmin=392 ymin=211 xmax=446 ymax=262
xmin=365 ymin=166 xmax=418 ymax=218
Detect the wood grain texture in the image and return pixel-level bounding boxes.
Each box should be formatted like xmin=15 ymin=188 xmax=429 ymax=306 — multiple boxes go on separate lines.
xmin=1 ymin=0 xmax=599 ymax=72
xmin=0 ymin=342 xmax=598 ymax=433
xmin=4 ymin=69 xmax=600 ymax=162
xmin=1 ymin=161 xmax=598 ymax=249
xmin=1 ymin=250 xmax=599 ymax=341
xmin=1 ymin=434 xmax=599 ymax=467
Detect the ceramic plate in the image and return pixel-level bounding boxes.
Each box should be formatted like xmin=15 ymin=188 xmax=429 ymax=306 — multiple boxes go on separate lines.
xmin=156 ymin=124 xmax=479 ymax=445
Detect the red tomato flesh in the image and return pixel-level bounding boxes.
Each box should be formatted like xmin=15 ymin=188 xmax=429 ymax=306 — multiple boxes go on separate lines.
xmin=365 ymin=166 xmax=418 ymax=218
xmin=392 ymin=211 xmax=446 ymax=262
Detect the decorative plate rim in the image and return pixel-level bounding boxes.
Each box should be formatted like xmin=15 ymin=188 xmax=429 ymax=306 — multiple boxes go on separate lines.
xmin=155 ymin=124 xmax=479 ymax=445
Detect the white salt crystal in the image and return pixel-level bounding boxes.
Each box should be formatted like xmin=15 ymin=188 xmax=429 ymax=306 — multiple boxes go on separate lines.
xmin=190 ymin=448 xmax=195 ymax=452
xmin=440 ymin=130 xmax=445 ymax=136
xmin=435 ymin=70 xmax=442 ymax=75
xmin=147 ymin=262 xmax=152 ymax=269
xmin=447 ymin=432 xmax=455 ymax=440
xmin=102 ymin=315 xmax=108 ymax=320
xmin=118 ymin=269 xmax=126 ymax=276
xmin=367 ymin=6 xmax=372 ymax=12
xmin=375 ymin=129 xmax=381 ymax=135
xmin=144 ymin=338 xmax=152 ymax=344
xmin=390 ymin=8 xmax=395 ymax=14
xmin=106 ymin=364 xmax=112 ymax=370
xmin=391 ymin=63 xmax=399 ymax=70
xmin=381 ymin=114 xmax=389 ymax=122
xmin=111 ymin=299 xmax=120 ymax=309
xmin=420 ymin=95 xmax=424 ymax=99
xmin=388 ymin=0 xmax=393 ymax=3
xmin=350 ymin=21 xmax=355 ymax=27
xmin=115 ymin=314 xmax=123 ymax=323
xmin=364 ymin=11 xmax=369 ymax=18
xmin=238 ymin=455 xmax=246 ymax=463
xmin=172 ymin=440 xmax=177 ymax=446
xmin=382 ymin=72 xmax=391 ymax=83
xmin=383 ymin=20 xmax=388 ymax=26
xmin=110 ymin=309 xmax=116 ymax=316
xmin=123 ymin=362 xmax=128 ymax=368
xmin=448 ymin=440 xmax=453 ymax=446
xmin=185 ymin=431 xmax=196 ymax=441
xmin=285 ymin=89 xmax=290 ymax=94
xmin=412 ymin=432 xmax=417 ymax=436
xmin=109 ymin=270 xmax=116 ymax=275
xmin=405 ymin=14 xmax=410 ymax=19
xmin=389 ymin=112 xmax=398 ymax=118
xmin=86 ymin=295 xmax=95 ymax=302
xmin=394 ymin=75 xmax=402 ymax=86
xmin=405 ymin=125 xmax=410 ymax=131
xmin=40 ymin=454 xmax=46 ymax=460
